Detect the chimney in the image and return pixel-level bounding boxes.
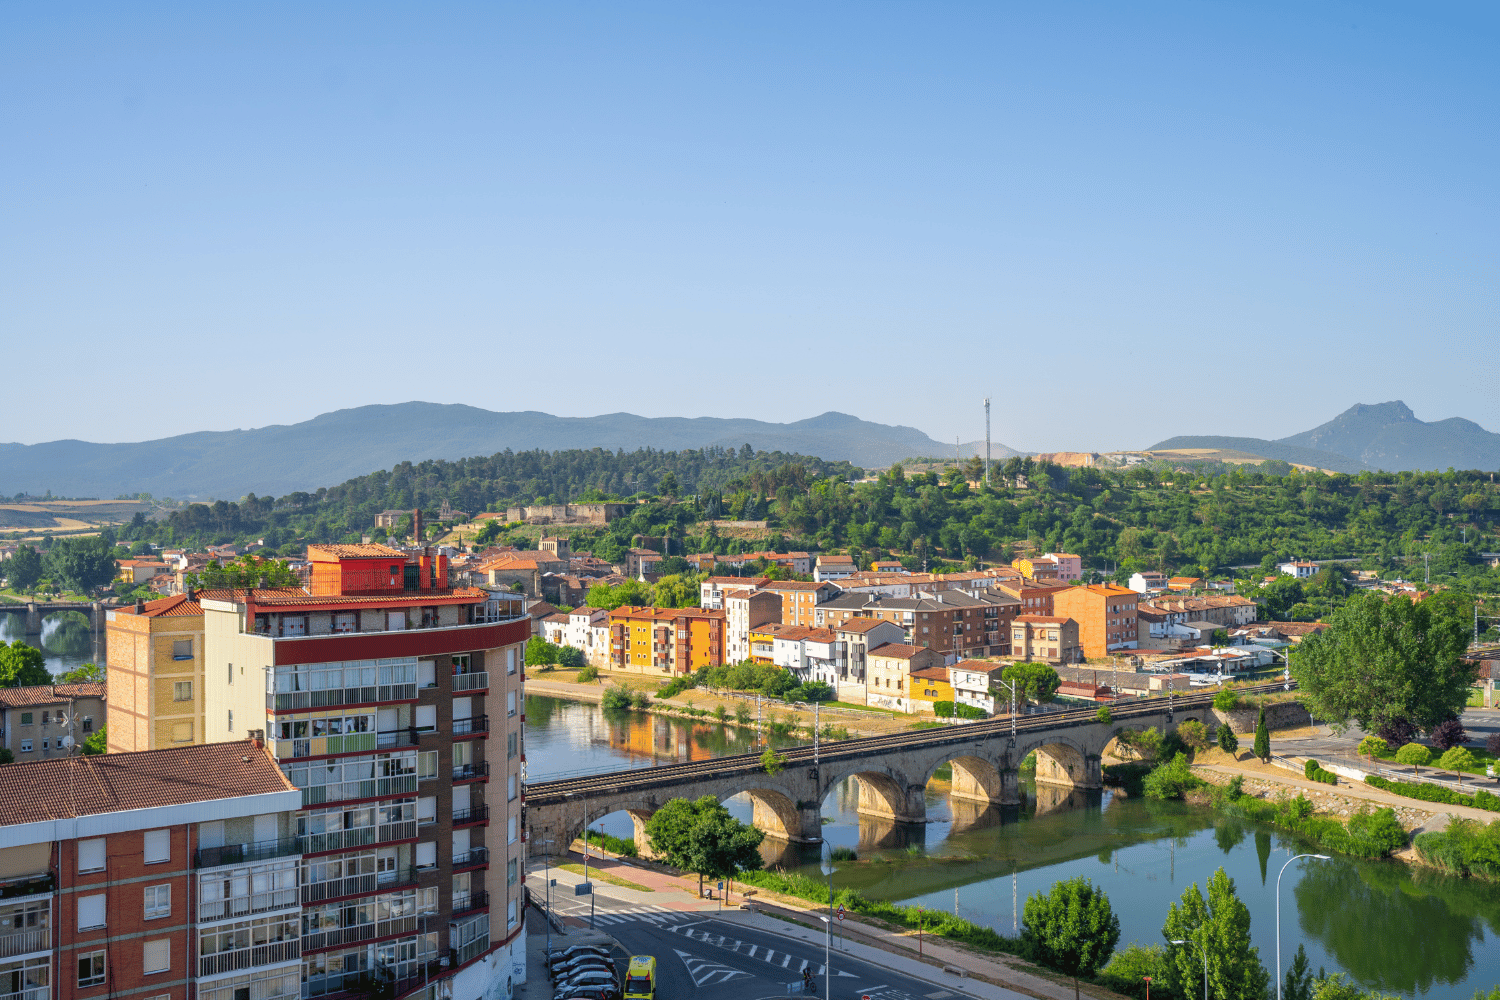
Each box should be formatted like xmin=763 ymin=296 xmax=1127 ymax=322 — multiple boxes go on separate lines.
xmin=186 ymin=587 xmax=196 ymax=601
xmin=134 ymin=598 xmax=145 ymax=615
xmin=412 ymin=507 xmax=423 ymax=543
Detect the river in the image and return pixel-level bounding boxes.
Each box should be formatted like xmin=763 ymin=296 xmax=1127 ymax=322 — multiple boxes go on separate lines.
xmin=527 ymin=694 xmax=1500 ymax=997
xmin=0 ymin=608 xmax=101 ymax=679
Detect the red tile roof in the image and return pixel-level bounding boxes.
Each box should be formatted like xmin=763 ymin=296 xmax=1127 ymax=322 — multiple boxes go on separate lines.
xmin=0 ymin=740 xmax=294 ymax=826
xmin=118 ymin=594 xmax=204 ymax=618
xmin=0 ymin=683 xmax=106 ymax=709
xmin=867 ymin=643 xmax=926 ymax=659
xmin=307 ymin=543 xmax=406 ymax=560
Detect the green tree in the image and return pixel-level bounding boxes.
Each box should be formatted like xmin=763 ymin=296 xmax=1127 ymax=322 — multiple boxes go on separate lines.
xmin=1356 ymin=735 xmax=1388 ymax=759
xmin=1284 ymin=943 xmax=1313 ymax=1000
xmin=658 ymin=472 xmax=680 ymax=498
xmin=1394 ymin=743 xmax=1431 ymax=773
xmin=1162 ymin=867 xmax=1270 ymax=1000
xmin=0 ymin=641 xmax=52 ymax=688
xmin=5 ymin=544 xmax=43 ymax=593
xmin=1001 ymin=661 xmax=1062 ymax=708
xmin=1217 ymin=724 xmax=1239 ymax=755
xmin=761 ymin=748 xmax=787 ymax=774
xmin=81 ymin=726 xmax=108 ymax=756
xmin=1254 ymin=706 xmax=1271 ymax=763
xmin=1095 ymin=705 xmax=1112 ymax=725
xmin=191 ymin=555 xmax=300 ymax=590
xmin=1177 ymin=719 xmax=1210 ymax=751
xmin=0 ymin=747 xmax=13 ymax=765
xmin=1020 ymin=876 xmax=1121 ymax=1000
xmin=1438 ymin=746 xmax=1477 ymax=773
xmin=44 ymin=536 xmax=118 ymax=593
xmin=644 ymin=794 xmax=763 ymax=895
xmin=60 ymin=662 xmax=105 ymax=684
xmin=1291 ymin=592 xmax=1473 ymax=737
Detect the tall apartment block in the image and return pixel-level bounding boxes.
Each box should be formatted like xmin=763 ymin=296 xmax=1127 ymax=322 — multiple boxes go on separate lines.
xmin=103 ymin=544 xmax=533 ymax=1000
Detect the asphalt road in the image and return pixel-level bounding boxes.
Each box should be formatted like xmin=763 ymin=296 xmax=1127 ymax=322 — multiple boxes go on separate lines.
xmin=549 ymin=891 xmax=979 ymax=1000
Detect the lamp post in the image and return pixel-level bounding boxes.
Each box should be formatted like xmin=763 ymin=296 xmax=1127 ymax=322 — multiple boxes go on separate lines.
xmin=538 ymin=837 xmax=555 ymax=958
xmin=1277 ymin=854 xmax=1329 ymax=1000
xmin=565 ymin=792 xmax=595 ymax=929
xmin=1169 ymin=937 xmax=1207 ymax=1000
xmin=819 ymin=861 xmax=836 ymax=1000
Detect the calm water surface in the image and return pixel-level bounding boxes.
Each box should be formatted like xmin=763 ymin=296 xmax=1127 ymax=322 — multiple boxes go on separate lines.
xmin=0 ymin=608 xmax=101 ymax=678
xmin=527 ymin=695 xmax=1500 ymax=997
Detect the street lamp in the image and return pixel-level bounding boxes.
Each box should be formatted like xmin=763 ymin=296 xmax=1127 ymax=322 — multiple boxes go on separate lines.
xmin=537 ymin=837 xmax=555 ymax=958
xmin=819 ymin=861 xmax=836 ymax=1000
xmin=1169 ymin=937 xmax=1207 ymax=1000
xmin=1277 ymin=854 xmax=1329 ymax=1000
xmin=565 ymin=792 xmax=595 ymax=929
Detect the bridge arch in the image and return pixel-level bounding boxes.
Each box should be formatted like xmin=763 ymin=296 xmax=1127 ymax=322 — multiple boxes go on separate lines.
xmin=822 ymin=762 xmax=924 ymax=825
xmin=1020 ymin=734 xmax=1102 ymax=791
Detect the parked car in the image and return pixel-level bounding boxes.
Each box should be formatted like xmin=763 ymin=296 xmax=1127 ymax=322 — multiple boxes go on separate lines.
xmin=552 ymin=957 xmax=615 ymax=978
xmin=548 ymin=945 xmax=611 ymax=964
xmin=555 ymin=970 xmax=618 ymax=987
xmin=555 ymin=986 xmax=621 ymax=1000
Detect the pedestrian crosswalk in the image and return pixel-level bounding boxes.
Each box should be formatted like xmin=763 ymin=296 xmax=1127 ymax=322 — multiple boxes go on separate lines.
xmin=557 ymin=903 xmax=694 ymax=926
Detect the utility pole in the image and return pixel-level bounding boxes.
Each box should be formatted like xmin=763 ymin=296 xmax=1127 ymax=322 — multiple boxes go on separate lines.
xmin=984 ymin=397 xmax=991 ymax=487
xmin=1425 ymin=551 xmax=1430 ymax=586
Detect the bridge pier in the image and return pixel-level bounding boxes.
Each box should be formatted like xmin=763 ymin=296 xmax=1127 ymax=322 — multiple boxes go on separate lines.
xmin=1000 ymin=767 xmax=1021 ymax=807
xmin=948 ymin=755 xmax=1004 ymax=805
xmin=854 ymin=775 xmax=925 ymax=824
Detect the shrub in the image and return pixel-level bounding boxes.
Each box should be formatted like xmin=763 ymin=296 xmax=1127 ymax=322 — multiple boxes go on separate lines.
xmin=1103 ymin=762 xmax=1153 ymax=797
xmin=761 ymin=748 xmax=787 ymax=775
xmin=935 ymin=700 xmax=987 ymax=720
xmin=1095 ymin=705 xmax=1112 ymax=725
xmin=1217 ymin=725 xmax=1239 ymax=755
xmin=829 ymin=846 xmax=857 ymax=862
xmin=601 ymin=685 xmax=634 ymax=710
xmin=1394 ymin=743 xmax=1431 ymax=772
xmin=1143 ymin=753 xmax=1199 ymax=800
xmin=1412 ymin=818 xmax=1500 ymax=879
xmin=555 ymin=645 xmax=586 ymax=670
xmin=1488 ymin=732 xmax=1500 ymax=756
xmin=1438 ymin=747 xmax=1478 ymax=773
xmin=1430 ymin=718 xmax=1468 ymax=752
xmin=1220 ymin=785 xmax=1408 ymax=860
xmin=1177 ymin=720 xmax=1210 ymax=751
xmin=576 ymin=664 xmax=600 ymax=683
xmin=1212 ymin=688 xmax=1240 ymax=712
xmin=715 ymin=704 xmax=727 ymax=722
xmin=1304 ymin=759 xmax=1320 ymax=780
xmin=1254 ymin=707 xmax=1270 ymax=762
xmin=630 ymin=690 xmax=651 ymax=709
xmin=735 ymin=702 xmax=751 ymax=725
xmin=1357 ymin=735 xmax=1389 ymax=759
xmin=1364 ymin=774 xmax=1500 ymax=813
xmin=1304 ymin=759 xmax=1338 ymax=784
xmin=1225 ymin=773 xmax=1244 ymax=798
xmin=1377 ymin=717 xmax=1418 ymax=748
xmin=582 ymin=829 xmax=639 ymax=857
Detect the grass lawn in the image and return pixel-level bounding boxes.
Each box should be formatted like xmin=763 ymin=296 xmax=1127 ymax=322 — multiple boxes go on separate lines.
xmin=557 ymin=863 xmax=653 ymax=893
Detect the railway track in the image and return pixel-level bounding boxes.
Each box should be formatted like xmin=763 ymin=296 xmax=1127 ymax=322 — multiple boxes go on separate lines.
xmin=525 ymin=679 xmax=1295 ymax=801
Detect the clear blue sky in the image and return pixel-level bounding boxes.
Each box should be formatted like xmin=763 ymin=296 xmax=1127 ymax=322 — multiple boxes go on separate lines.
xmin=3 ymin=2 xmax=1495 ymax=453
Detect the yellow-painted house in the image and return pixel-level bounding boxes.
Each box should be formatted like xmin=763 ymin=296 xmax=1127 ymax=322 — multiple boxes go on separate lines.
xmin=608 ymin=606 xmax=726 ymax=675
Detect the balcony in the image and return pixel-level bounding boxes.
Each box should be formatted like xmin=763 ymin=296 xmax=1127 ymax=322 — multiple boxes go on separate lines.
xmin=0 ymin=987 xmax=48 ymax=1000
xmin=451 ymin=806 xmax=489 ymax=828
xmin=301 ymin=914 xmax=418 ymax=954
xmin=451 ymin=716 xmax=488 ymax=738
xmin=198 ymin=886 xmax=301 ymax=922
xmin=299 ymin=820 xmax=417 ymax=856
xmin=196 ymin=838 xmax=302 ymax=869
xmin=269 ymin=684 xmax=418 ymax=713
xmin=450 ymin=890 xmax=488 ymax=916
xmin=0 ymin=876 xmax=52 ymax=902
xmin=0 ymin=928 xmax=48 ymax=959
xmin=300 ymin=865 xmax=419 ymax=906
xmin=452 ymin=672 xmax=489 ymax=693
xmin=198 ymin=939 xmax=300 ymax=977
xmin=450 ymin=847 xmax=489 ymax=871
xmin=451 ymin=762 xmax=488 ymax=784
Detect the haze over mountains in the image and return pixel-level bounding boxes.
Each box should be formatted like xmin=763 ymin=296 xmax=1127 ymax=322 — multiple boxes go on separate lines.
xmin=2 ymin=400 xmax=1494 ymax=502
xmin=1151 ymin=401 xmax=1500 ymax=474
xmin=0 ymin=404 xmax=1009 ymax=500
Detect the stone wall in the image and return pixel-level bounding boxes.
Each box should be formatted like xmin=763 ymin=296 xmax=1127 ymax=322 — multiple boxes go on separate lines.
xmin=1213 ymin=700 xmax=1311 ymax=732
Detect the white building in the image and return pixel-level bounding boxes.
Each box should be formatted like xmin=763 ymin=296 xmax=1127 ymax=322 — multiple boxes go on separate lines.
xmin=1278 ymin=560 xmax=1318 ymax=579
xmin=771 ymin=627 xmax=846 ymax=689
xmin=724 ymin=590 xmax=782 ymax=664
xmin=563 ymin=606 xmax=611 ymax=668
xmin=949 ymin=659 xmax=1006 ymax=715
xmin=813 ymin=555 xmax=858 ymax=582
xmin=1128 ymin=571 xmax=1168 ymax=593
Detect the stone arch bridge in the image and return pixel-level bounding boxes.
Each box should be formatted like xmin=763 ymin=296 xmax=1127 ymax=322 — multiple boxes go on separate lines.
xmin=526 ymin=681 xmax=1286 ymax=856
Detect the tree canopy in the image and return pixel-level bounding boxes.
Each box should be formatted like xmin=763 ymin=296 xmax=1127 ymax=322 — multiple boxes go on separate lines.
xmin=1000 ymin=662 xmax=1062 ymax=708
xmin=0 ymin=641 xmax=52 ymax=688
xmin=5 ymin=544 xmax=43 ymax=592
xmin=44 ymin=536 xmax=117 ymax=593
xmin=644 ymin=795 xmax=764 ymax=895
xmin=1291 ymin=592 xmax=1474 ymax=737
xmin=1021 ymin=876 xmax=1121 ymax=1000
xmin=1161 ymin=867 xmax=1270 ymax=1000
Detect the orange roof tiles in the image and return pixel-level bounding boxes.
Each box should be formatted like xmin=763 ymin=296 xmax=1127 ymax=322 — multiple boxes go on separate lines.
xmin=867 ymin=643 xmax=925 ymax=659
xmin=0 ymin=683 xmax=106 ymax=709
xmin=0 ymin=740 xmax=294 ymax=826
xmin=119 ymin=593 xmax=204 ymax=618
xmin=307 ymin=543 xmax=406 ymax=560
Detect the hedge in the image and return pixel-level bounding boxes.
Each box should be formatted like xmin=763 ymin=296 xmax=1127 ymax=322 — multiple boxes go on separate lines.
xmin=1364 ymin=774 xmax=1500 ymax=812
xmin=1413 ymin=818 xmax=1500 ymax=880
xmin=1303 ymin=759 xmax=1339 ymax=785
xmin=934 ymin=700 xmax=987 ymax=720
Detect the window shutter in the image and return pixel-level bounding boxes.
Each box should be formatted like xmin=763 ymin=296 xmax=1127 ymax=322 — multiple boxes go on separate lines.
xmin=143 ymin=938 xmax=170 ymax=973
xmin=78 ymin=839 xmax=106 ymax=873
xmin=417 ymin=797 xmax=436 ymax=824
xmin=415 ymin=842 xmax=437 ymax=869
xmin=144 ymin=829 xmax=170 ymax=864
xmin=415 ymin=706 xmax=437 ymax=732
xmin=77 ymin=893 xmax=106 ymax=931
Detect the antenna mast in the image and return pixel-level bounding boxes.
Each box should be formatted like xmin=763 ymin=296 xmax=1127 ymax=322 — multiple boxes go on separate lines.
xmin=984 ymin=397 xmax=991 ymax=487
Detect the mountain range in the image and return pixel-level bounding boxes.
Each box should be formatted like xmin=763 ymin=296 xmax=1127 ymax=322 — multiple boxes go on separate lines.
xmin=0 ymin=404 xmax=1016 ymax=500
xmin=1151 ymin=401 xmax=1500 ymax=473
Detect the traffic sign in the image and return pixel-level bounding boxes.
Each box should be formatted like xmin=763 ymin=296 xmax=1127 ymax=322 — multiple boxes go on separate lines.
xmin=836 ymin=904 xmax=845 ymax=921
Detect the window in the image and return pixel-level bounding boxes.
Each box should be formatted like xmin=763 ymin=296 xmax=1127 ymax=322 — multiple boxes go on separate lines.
xmin=42 ymin=711 xmax=50 ymax=724
xmin=173 ymin=639 xmax=193 ymax=660
xmin=83 ymin=716 xmax=94 ymax=732
xmin=41 ymin=740 xmax=49 ymax=750
xmin=417 ymin=751 xmax=438 ymax=779
xmin=78 ymin=839 xmax=106 ymax=873
xmin=508 ymin=816 xmax=517 ymax=844
xmin=506 ymin=732 xmax=518 ymax=759
xmin=507 ymin=858 xmax=517 ymax=886
xmin=506 ymin=691 xmax=516 ymax=717
xmin=417 ymin=661 xmax=436 ymax=688
xmin=415 ymin=843 xmax=437 ymax=870
xmin=507 ymin=900 xmax=518 ymax=928
xmin=228 ymin=662 xmax=234 ymax=686
xmin=417 ymin=797 xmax=436 ymax=825
xmin=19 ymin=712 xmax=31 ymax=726
xmin=507 ymin=774 xmax=516 ymax=802
xmin=145 ymin=885 xmax=171 ymax=919
xmin=144 ymin=829 xmax=170 ymax=864
xmin=414 ymin=706 xmax=437 ymax=732
xmin=78 ymin=950 xmax=106 ymax=987
xmin=171 ymin=722 xmax=193 ymax=743
xmin=173 ymin=682 xmax=193 ymax=702
xmin=507 ymin=648 xmax=516 ymax=675
xmin=78 ymin=893 xmax=107 ymax=931
xmin=143 ymin=938 xmax=170 ymax=974
xmin=227 ymin=709 xmax=234 ymax=732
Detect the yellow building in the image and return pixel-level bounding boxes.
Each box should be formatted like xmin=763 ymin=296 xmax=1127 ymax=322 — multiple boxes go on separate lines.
xmin=105 ymin=594 xmax=206 ymax=751
xmin=908 ymin=666 xmax=955 ymax=711
xmin=607 ymin=606 xmax=726 ymax=674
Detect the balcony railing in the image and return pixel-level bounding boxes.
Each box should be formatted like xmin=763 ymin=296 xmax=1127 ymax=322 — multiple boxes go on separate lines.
xmin=451 ymin=716 xmax=488 ymax=737
xmin=299 ymin=820 xmax=417 ymax=856
xmin=450 ymin=847 xmax=489 ymax=870
xmin=0 ymin=927 xmax=49 ymax=959
xmin=451 ymin=761 xmax=488 ymax=783
xmin=300 ymin=867 xmax=418 ymax=905
xmin=196 ymin=838 xmax=302 ymax=869
xmin=301 ymin=915 xmax=418 ymax=954
xmin=268 ymin=684 xmax=418 ymax=712
xmin=301 ymin=775 xmax=418 ymax=807
xmin=454 ymin=936 xmax=489 ymax=967
xmin=199 ymin=939 xmax=300 ymax=977
xmin=450 ymin=890 xmax=488 ymax=916
xmin=0 ymin=876 xmax=52 ymax=902
xmin=451 ymin=806 xmax=489 ymax=827
xmin=0 ymin=987 xmax=49 ymax=1000
xmin=197 ymin=887 xmax=301 ymax=922
xmin=452 ymin=672 xmax=489 ymax=692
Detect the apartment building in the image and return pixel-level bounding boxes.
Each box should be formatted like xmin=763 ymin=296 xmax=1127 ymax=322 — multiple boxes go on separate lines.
xmin=1127 ymin=572 xmax=1168 ymax=594
xmin=0 ymin=741 xmax=303 ymax=1000
xmin=1141 ymin=595 xmax=1258 ymax=630
xmin=1010 ymin=557 xmax=1059 ymax=581
xmin=722 ymin=591 xmax=781 ymax=664
xmin=769 ymin=628 xmax=843 ymax=689
xmin=104 ymin=543 xmax=532 ymax=1000
xmin=812 ymin=555 xmax=857 ymax=582
xmin=747 ymin=624 xmax=783 ymax=665
xmin=0 ymin=684 xmax=105 ymax=761
xmin=948 ymin=660 xmax=1007 ymax=715
xmin=562 ymin=608 xmax=611 ymax=669
xmin=991 ymin=580 xmax=1070 ymax=617
xmin=813 ymin=592 xmax=1015 ymax=661
xmin=106 ymin=593 xmax=207 ymax=752
xmin=1052 ymin=583 xmax=1139 ymax=658
xmin=761 ymin=581 xmax=841 ymax=628
xmin=606 ymin=607 xmax=725 ymax=674
xmin=698 ymin=577 xmax=769 ymax=611
xmin=1010 ymin=616 xmax=1082 ymax=664
xmin=865 ymin=644 xmax=944 ymax=712
xmin=829 ymin=619 xmax=905 ymax=699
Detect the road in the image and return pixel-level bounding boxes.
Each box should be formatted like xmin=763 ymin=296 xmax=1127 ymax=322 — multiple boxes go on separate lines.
xmin=546 ymin=882 xmax=993 ymax=1000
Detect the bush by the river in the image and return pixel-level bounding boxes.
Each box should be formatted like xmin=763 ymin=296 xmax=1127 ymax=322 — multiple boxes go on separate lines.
xmin=1303 ymin=758 xmax=1339 ymax=785
xmin=1216 ymin=788 xmax=1407 ymax=860
xmin=1413 ymin=818 xmax=1500 ymax=880
xmin=1364 ymin=774 xmax=1500 ymax=812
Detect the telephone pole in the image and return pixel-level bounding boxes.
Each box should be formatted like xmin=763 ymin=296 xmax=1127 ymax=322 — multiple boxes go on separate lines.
xmin=984 ymin=397 xmax=991 ymax=487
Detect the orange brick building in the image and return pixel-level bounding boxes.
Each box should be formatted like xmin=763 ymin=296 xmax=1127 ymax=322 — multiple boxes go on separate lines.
xmin=608 ymin=607 xmax=726 ymax=674
xmin=1051 ymin=583 xmax=1139 ymax=658
xmin=105 ymin=593 xmax=205 ymax=752
xmin=761 ymin=581 xmax=842 ymax=628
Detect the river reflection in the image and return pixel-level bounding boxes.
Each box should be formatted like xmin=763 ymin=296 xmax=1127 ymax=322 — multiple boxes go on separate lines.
xmin=0 ymin=609 xmax=100 ymax=678
xmin=527 ymin=695 xmax=1500 ymax=996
